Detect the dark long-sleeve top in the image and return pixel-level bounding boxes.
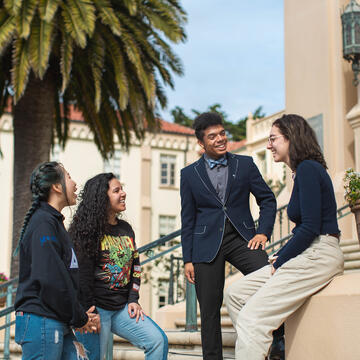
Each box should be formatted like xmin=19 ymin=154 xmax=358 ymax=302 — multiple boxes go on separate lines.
xmin=274 ymin=160 xmax=340 ymax=269
xmin=15 ymin=202 xmax=88 ymax=328
xmin=77 ymin=219 xmax=141 ymax=311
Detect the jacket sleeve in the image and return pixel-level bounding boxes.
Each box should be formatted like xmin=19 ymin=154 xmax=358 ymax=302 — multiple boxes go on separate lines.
xmin=180 ymin=169 xmax=197 ymax=263
xmin=29 ymin=220 xmax=88 ymax=328
xmin=249 ymin=159 xmax=277 ymax=240
xmin=77 ymin=253 xmax=97 ymax=313
xmin=128 ymin=233 xmax=140 ymax=304
xmin=273 ymin=161 xmax=321 ymax=269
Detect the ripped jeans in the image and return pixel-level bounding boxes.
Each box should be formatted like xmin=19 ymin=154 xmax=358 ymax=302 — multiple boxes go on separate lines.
xmin=15 ymin=312 xmax=88 ymax=360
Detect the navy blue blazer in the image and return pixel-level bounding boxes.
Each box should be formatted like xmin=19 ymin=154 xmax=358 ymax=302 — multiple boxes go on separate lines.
xmin=180 ymin=153 xmax=276 ymax=264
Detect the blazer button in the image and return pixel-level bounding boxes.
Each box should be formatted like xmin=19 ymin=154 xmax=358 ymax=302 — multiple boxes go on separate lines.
xmin=219 ymin=227 xmax=222 ymax=232
xmin=223 ymin=206 xmax=227 ymax=211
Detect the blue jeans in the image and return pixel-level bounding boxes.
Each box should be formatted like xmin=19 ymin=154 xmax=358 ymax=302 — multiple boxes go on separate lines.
xmin=15 ymin=312 xmax=85 ymax=360
xmin=97 ymin=305 xmax=168 ymax=360
xmin=71 ymin=332 xmax=100 ymax=360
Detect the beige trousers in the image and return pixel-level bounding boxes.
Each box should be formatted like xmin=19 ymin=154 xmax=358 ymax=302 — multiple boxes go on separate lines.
xmin=224 ymin=235 xmax=344 ymax=360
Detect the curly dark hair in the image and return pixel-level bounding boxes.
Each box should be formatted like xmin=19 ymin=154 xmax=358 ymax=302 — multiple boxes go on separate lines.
xmin=69 ymin=172 xmax=117 ymax=259
xmin=15 ymin=161 xmax=67 ymax=256
xmin=272 ymin=114 xmax=327 ymax=171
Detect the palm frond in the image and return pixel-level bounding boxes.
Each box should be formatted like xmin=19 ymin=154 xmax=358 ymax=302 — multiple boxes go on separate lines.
xmin=89 ymin=31 xmax=105 ymax=111
xmin=121 ymin=32 xmax=156 ymax=106
xmin=0 ymin=10 xmax=16 ymax=54
xmin=60 ymin=30 xmax=74 ymax=93
xmin=67 ymin=0 xmax=96 ymax=36
xmin=28 ymin=15 xmax=54 ymax=79
xmin=116 ymin=12 xmax=174 ymax=87
xmin=140 ymin=0 xmax=186 ymax=43
xmin=122 ymin=0 xmax=138 ymax=16
xmin=11 ymin=36 xmax=31 ymax=102
xmin=0 ymin=49 xmax=12 ymax=116
xmin=38 ymin=0 xmax=61 ymax=22
xmin=151 ymin=29 xmax=184 ymax=75
xmin=101 ymin=26 xmax=129 ymax=110
xmin=61 ymin=2 xmax=87 ymax=48
xmin=16 ymin=0 xmax=37 ymax=38
xmin=93 ymin=0 xmax=122 ymax=36
xmin=4 ymin=0 xmax=21 ymax=16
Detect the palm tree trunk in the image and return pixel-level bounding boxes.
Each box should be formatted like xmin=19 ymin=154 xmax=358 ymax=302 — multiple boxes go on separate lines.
xmin=11 ymin=70 xmax=56 ymax=277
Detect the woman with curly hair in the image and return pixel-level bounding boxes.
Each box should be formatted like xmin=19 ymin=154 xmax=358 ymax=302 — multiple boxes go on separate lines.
xmin=14 ymin=162 xmax=98 ymax=360
xmin=225 ymin=114 xmax=344 ymax=360
xmin=69 ymin=173 xmax=168 ymax=360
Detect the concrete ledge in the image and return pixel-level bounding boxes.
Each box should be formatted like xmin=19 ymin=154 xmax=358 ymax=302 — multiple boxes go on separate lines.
xmin=286 ymin=272 xmax=360 ymax=360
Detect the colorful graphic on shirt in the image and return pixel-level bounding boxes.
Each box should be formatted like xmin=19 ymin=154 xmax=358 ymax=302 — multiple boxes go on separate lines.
xmin=133 ymin=265 xmax=141 ymax=278
xmin=98 ymin=235 xmax=137 ymax=289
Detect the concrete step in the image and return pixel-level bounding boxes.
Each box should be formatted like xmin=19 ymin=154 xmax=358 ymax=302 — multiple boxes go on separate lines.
xmin=344 ymin=260 xmax=360 ymax=270
xmin=343 ymin=268 xmax=360 ymax=274
xmin=340 ymin=243 xmax=360 ymax=254
xmin=339 ymin=239 xmax=360 ymax=271
xmin=111 ymin=347 xmax=234 ymax=360
xmin=1 ymin=330 xmax=236 ymax=359
xmin=174 ymin=316 xmax=234 ymax=330
xmin=339 ymin=238 xmax=359 ymax=247
xmin=344 ymin=252 xmax=360 ymax=261
xmin=113 ymin=329 xmax=236 ymax=349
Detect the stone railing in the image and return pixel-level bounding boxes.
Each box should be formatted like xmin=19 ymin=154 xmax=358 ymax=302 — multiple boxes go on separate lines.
xmin=247 ymin=110 xmax=285 ymax=145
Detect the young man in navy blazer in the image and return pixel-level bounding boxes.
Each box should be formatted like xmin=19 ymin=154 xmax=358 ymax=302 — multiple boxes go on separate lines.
xmin=180 ymin=112 xmax=284 ymax=360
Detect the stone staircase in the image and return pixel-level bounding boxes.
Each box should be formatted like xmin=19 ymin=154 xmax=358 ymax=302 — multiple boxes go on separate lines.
xmin=105 ymin=305 xmax=236 ymax=360
xmin=1 ymin=238 xmax=359 ymax=359
xmin=340 ymin=238 xmax=360 ymax=272
xmin=0 ymin=305 xmax=235 ymax=360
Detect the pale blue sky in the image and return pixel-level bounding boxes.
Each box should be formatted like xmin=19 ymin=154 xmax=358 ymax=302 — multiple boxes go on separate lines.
xmin=159 ymin=0 xmax=284 ymax=123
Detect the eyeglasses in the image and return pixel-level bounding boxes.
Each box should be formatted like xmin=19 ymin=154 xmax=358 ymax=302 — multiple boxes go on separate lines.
xmin=267 ymin=135 xmax=284 ymax=144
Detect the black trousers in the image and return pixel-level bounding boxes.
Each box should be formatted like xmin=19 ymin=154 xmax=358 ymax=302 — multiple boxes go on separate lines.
xmin=194 ymin=219 xmax=283 ymax=360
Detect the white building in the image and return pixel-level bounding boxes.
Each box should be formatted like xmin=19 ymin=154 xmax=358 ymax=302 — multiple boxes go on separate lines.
xmin=0 ymin=108 xmax=200 ymax=315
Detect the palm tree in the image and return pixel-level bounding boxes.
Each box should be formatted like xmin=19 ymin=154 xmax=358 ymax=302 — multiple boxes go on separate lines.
xmin=0 ymin=0 xmax=186 ymax=276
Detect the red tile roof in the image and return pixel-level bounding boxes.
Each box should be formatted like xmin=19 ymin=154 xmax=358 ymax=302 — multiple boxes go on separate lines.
xmin=6 ymin=97 xmax=195 ymax=136
xmin=66 ymin=105 xmax=194 ymax=136
xmin=159 ymin=119 xmax=194 ymax=135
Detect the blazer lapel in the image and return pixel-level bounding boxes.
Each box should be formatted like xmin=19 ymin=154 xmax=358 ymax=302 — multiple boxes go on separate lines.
xmin=224 ymin=153 xmax=239 ymax=204
xmin=194 ymin=156 xmax=222 ymax=204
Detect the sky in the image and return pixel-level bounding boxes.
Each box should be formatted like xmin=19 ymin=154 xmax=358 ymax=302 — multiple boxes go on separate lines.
xmin=159 ymin=0 xmax=285 ymax=123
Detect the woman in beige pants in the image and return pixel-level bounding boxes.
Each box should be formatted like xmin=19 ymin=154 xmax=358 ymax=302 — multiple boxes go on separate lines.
xmin=224 ymin=114 xmax=344 ymax=360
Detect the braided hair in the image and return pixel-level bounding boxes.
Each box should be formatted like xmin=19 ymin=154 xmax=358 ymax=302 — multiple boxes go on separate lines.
xmin=14 ymin=161 xmax=67 ymax=255
xmin=69 ymin=173 xmax=117 ymax=259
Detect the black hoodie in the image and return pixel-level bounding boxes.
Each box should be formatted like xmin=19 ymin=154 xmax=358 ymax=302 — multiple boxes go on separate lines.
xmin=15 ymin=202 xmax=87 ymax=328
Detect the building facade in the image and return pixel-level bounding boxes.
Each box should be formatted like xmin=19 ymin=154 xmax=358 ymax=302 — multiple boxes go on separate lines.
xmin=0 ymin=112 xmax=199 ymax=315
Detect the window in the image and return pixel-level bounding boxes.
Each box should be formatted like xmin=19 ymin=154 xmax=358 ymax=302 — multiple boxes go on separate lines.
xmin=158 ymin=295 xmax=166 ymax=308
xmin=104 ymin=149 xmax=121 ymax=178
xmin=159 ymin=215 xmax=176 ymax=238
xmin=160 ymin=154 xmax=176 ymax=186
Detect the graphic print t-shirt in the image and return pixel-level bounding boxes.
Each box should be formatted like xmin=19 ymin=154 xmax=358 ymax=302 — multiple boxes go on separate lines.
xmin=93 ymin=220 xmax=141 ymax=310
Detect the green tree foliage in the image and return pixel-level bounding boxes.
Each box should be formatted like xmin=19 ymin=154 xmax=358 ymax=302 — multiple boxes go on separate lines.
xmin=0 ymin=0 xmax=187 ymax=276
xmin=171 ymin=104 xmax=266 ymax=141
xmin=0 ymin=0 xmax=187 ymax=154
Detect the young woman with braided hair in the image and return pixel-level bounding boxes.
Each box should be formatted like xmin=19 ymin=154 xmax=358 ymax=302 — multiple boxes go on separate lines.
xmin=69 ymin=173 xmax=168 ymax=360
xmin=14 ymin=161 xmax=99 ymax=360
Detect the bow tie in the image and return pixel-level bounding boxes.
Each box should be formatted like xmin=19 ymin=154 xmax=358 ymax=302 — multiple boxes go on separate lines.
xmin=207 ymin=156 xmax=228 ymax=169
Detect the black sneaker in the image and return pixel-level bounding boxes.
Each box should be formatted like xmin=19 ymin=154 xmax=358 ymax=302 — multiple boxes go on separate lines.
xmin=268 ymin=336 xmax=285 ymax=360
